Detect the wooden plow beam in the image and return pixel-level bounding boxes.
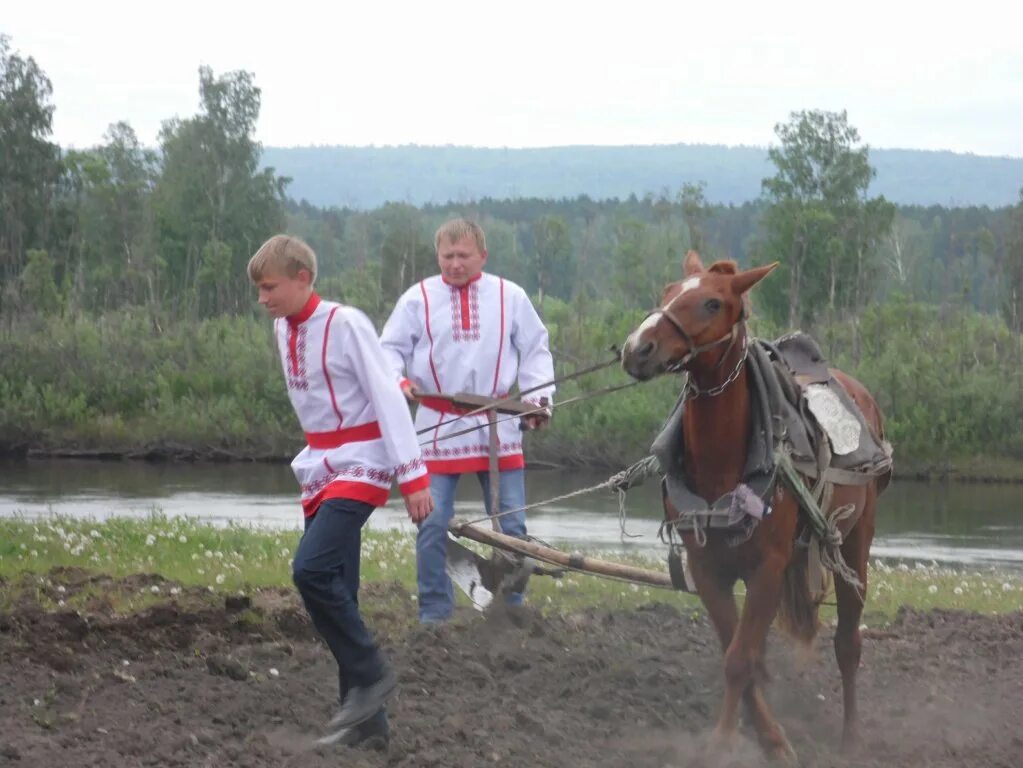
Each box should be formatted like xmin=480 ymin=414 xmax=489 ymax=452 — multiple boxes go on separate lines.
xmin=448 ymin=519 xmax=674 ymax=590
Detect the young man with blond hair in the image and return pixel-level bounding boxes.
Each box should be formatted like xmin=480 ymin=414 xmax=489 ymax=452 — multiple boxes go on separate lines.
xmin=380 ymin=218 xmax=555 ymax=623
xmin=248 ymin=234 xmax=433 ymax=747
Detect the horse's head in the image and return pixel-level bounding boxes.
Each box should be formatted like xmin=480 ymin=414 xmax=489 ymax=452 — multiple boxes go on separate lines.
xmin=621 ymin=250 xmax=777 ymax=381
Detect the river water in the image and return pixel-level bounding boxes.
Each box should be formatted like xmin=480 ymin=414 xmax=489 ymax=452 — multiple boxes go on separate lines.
xmin=2 ymin=459 xmax=1022 ymax=572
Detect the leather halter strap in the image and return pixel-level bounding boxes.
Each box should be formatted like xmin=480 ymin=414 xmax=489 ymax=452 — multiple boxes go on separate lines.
xmin=643 ymin=301 xmax=747 ymax=375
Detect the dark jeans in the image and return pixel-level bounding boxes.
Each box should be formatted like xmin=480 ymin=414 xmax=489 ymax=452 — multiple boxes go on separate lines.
xmin=293 ymin=498 xmax=387 ymax=700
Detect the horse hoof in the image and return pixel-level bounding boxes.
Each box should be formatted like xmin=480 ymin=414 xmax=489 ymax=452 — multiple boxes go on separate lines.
xmin=699 ymin=729 xmax=736 ymax=766
xmin=764 ymin=742 xmax=798 ymax=766
xmin=763 ymin=730 xmax=799 ymax=766
xmin=840 ymin=729 xmax=860 ymax=754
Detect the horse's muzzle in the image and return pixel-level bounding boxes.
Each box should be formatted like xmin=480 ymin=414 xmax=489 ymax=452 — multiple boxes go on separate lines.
xmin=621 ymin=335 xmax=660 ymax=381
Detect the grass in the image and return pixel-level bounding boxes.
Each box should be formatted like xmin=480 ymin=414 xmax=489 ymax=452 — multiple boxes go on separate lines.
xmin=1 ymin=515 xmax=1021 ymax=622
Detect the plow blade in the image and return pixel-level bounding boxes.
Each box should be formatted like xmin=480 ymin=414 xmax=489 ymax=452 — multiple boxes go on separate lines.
xmin=446 ymin=537 xmax=495 ymax=611
xmin=447 ymin=536 xmax=565 ymax=610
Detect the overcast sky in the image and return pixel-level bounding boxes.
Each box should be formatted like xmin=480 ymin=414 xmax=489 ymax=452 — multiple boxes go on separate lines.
xmin=5 ymin=0 xmax=1022 ymax=156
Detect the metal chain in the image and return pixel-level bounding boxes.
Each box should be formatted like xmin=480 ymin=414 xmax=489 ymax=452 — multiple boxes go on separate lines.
xmin=686 ymin=332 xmax=749 ymax=398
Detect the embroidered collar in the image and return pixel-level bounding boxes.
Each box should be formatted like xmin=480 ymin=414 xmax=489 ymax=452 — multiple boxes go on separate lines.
xmin=441 ymin=272 xmax=484 ymax=288
xmin=287 ymin=292 xmax=320 ymax=327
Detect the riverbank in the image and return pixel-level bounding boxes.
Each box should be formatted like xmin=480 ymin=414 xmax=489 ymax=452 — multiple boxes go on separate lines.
xmin=7 ymin=441 xmax=1023 ymax=484
xmin=1 ymin=517 xmax=1022 ymax=768
xmin=5 ymin=307 xmax=1023 ymax=480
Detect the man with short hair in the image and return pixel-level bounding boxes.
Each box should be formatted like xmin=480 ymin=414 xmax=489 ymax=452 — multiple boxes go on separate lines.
xmin=380 ymin=218 xmax=555 ymax=623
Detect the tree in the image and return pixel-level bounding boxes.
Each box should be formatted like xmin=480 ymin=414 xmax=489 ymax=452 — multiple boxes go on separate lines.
xmin=63 ymin=122 xmax=158 ymax=310
xmin=1003 ymin=188 xmax=1023 ymax=333
xmin=678 ymin=181 xmax=710 ymax=254
xmin=20 ymin=249 xmax=60 ymax=315
xmin=613 ymin=217 xmax=654 ymax=308
xmin=0 ymin=36 xmax=62 ymax=295
xmin=377 ymin=204 xmax=433 ymax=303
xmin=154 ymin=66 xmax=288 ymax=314
xmin=530 ymin=214 xmax=573 ymax=304
xmin=759 ymin=110 xmax=893 ymax=327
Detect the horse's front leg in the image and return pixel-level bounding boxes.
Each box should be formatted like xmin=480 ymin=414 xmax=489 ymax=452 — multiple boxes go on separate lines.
xmin=714 ymin=555 xmax=797 ymax=765
xmin=683 ymin=543 xmax=745 ymax=749
xmin=684 ymin=543 xmax=740 ymax=651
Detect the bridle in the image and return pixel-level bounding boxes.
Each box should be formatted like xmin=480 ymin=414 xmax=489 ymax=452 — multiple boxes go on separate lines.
xmin=642 ymin=295 xmax=749 ymax=397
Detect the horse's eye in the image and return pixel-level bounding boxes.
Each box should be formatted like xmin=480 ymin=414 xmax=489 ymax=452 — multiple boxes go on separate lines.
xmin=704 ymin=299 xmax=722 ymax=313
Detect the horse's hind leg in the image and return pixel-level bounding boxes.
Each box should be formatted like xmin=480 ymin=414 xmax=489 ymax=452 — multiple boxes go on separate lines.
xmin=833 ymin=486 xmax=876 ymax=751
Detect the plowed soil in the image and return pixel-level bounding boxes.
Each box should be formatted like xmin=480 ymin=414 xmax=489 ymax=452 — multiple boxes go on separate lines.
xmin=1 ymin=569 xmax=1021 ymax=767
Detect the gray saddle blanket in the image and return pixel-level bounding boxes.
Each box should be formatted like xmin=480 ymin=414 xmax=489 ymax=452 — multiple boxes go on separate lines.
xmin=652 ymin=332 xmax=891 ymax=536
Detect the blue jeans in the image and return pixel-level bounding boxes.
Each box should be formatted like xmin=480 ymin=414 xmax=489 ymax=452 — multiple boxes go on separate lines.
xmin=417 ymin=468 xmax=527 ymax=622
xmin=293 ymin=498 xmax=388 ymax=730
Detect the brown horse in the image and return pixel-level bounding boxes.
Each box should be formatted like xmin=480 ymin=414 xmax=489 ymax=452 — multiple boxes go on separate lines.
xmin=621 ymin=251 xmax=890 ymax=763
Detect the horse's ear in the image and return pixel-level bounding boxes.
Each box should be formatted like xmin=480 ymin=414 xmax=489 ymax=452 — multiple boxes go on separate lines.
xmin=731 ymin=262 xmax=779 ymax=295
xmin=707 ymin=260 xmax=738 ymax=275
xmin=682 ymin=250 xmax=704 ymax=276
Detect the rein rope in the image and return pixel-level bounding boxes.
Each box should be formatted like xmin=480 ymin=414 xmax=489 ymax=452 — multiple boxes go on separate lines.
xmin=415 ymin=351 xmax=623 ymax=437
xmin=418 ymin=380 xmax=640 ymax=447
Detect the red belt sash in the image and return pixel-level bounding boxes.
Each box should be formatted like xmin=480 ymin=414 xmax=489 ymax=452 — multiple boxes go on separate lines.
xmin=304 ymin=421 xmax=381 ymax=449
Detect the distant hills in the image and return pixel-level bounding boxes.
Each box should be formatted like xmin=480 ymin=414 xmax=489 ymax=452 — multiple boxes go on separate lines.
xmin=260 ymin=144 xmax=1023 ymax=210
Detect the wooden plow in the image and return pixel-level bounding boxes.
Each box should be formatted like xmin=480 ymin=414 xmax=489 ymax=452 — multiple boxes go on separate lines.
xmin=422 ymin=391 xmax=675 ymax=609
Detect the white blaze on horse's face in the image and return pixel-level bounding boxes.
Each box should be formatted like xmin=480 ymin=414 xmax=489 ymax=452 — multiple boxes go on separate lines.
xmin=624 ymin=309 xmax=661 ymax=362
xmin=635 ymin=312 xmax=661 ymax=337
xmin=623 ymin=278 xmax=700 ymax=379
xmin=679 ymin=276 xmax=701 ymax=295
xmin=627 ymin=277 xmax=700 ymax=351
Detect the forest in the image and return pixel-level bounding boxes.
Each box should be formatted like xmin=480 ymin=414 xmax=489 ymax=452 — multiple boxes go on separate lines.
xmin=3 ymin=35 xmax=1023 ymax=472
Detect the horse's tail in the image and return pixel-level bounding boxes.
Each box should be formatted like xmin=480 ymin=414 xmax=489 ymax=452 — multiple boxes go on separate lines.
xmin=776 ymin=547 xmax=821 ymax=649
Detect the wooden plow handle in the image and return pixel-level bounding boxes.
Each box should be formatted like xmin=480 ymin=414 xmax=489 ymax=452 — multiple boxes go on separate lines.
xmin=449 ymin=520 xmax=674 ymax=590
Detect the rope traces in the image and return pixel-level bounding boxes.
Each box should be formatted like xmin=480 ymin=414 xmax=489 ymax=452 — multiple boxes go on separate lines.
xmin=458 ymin=454 xmax=662 ymax=537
